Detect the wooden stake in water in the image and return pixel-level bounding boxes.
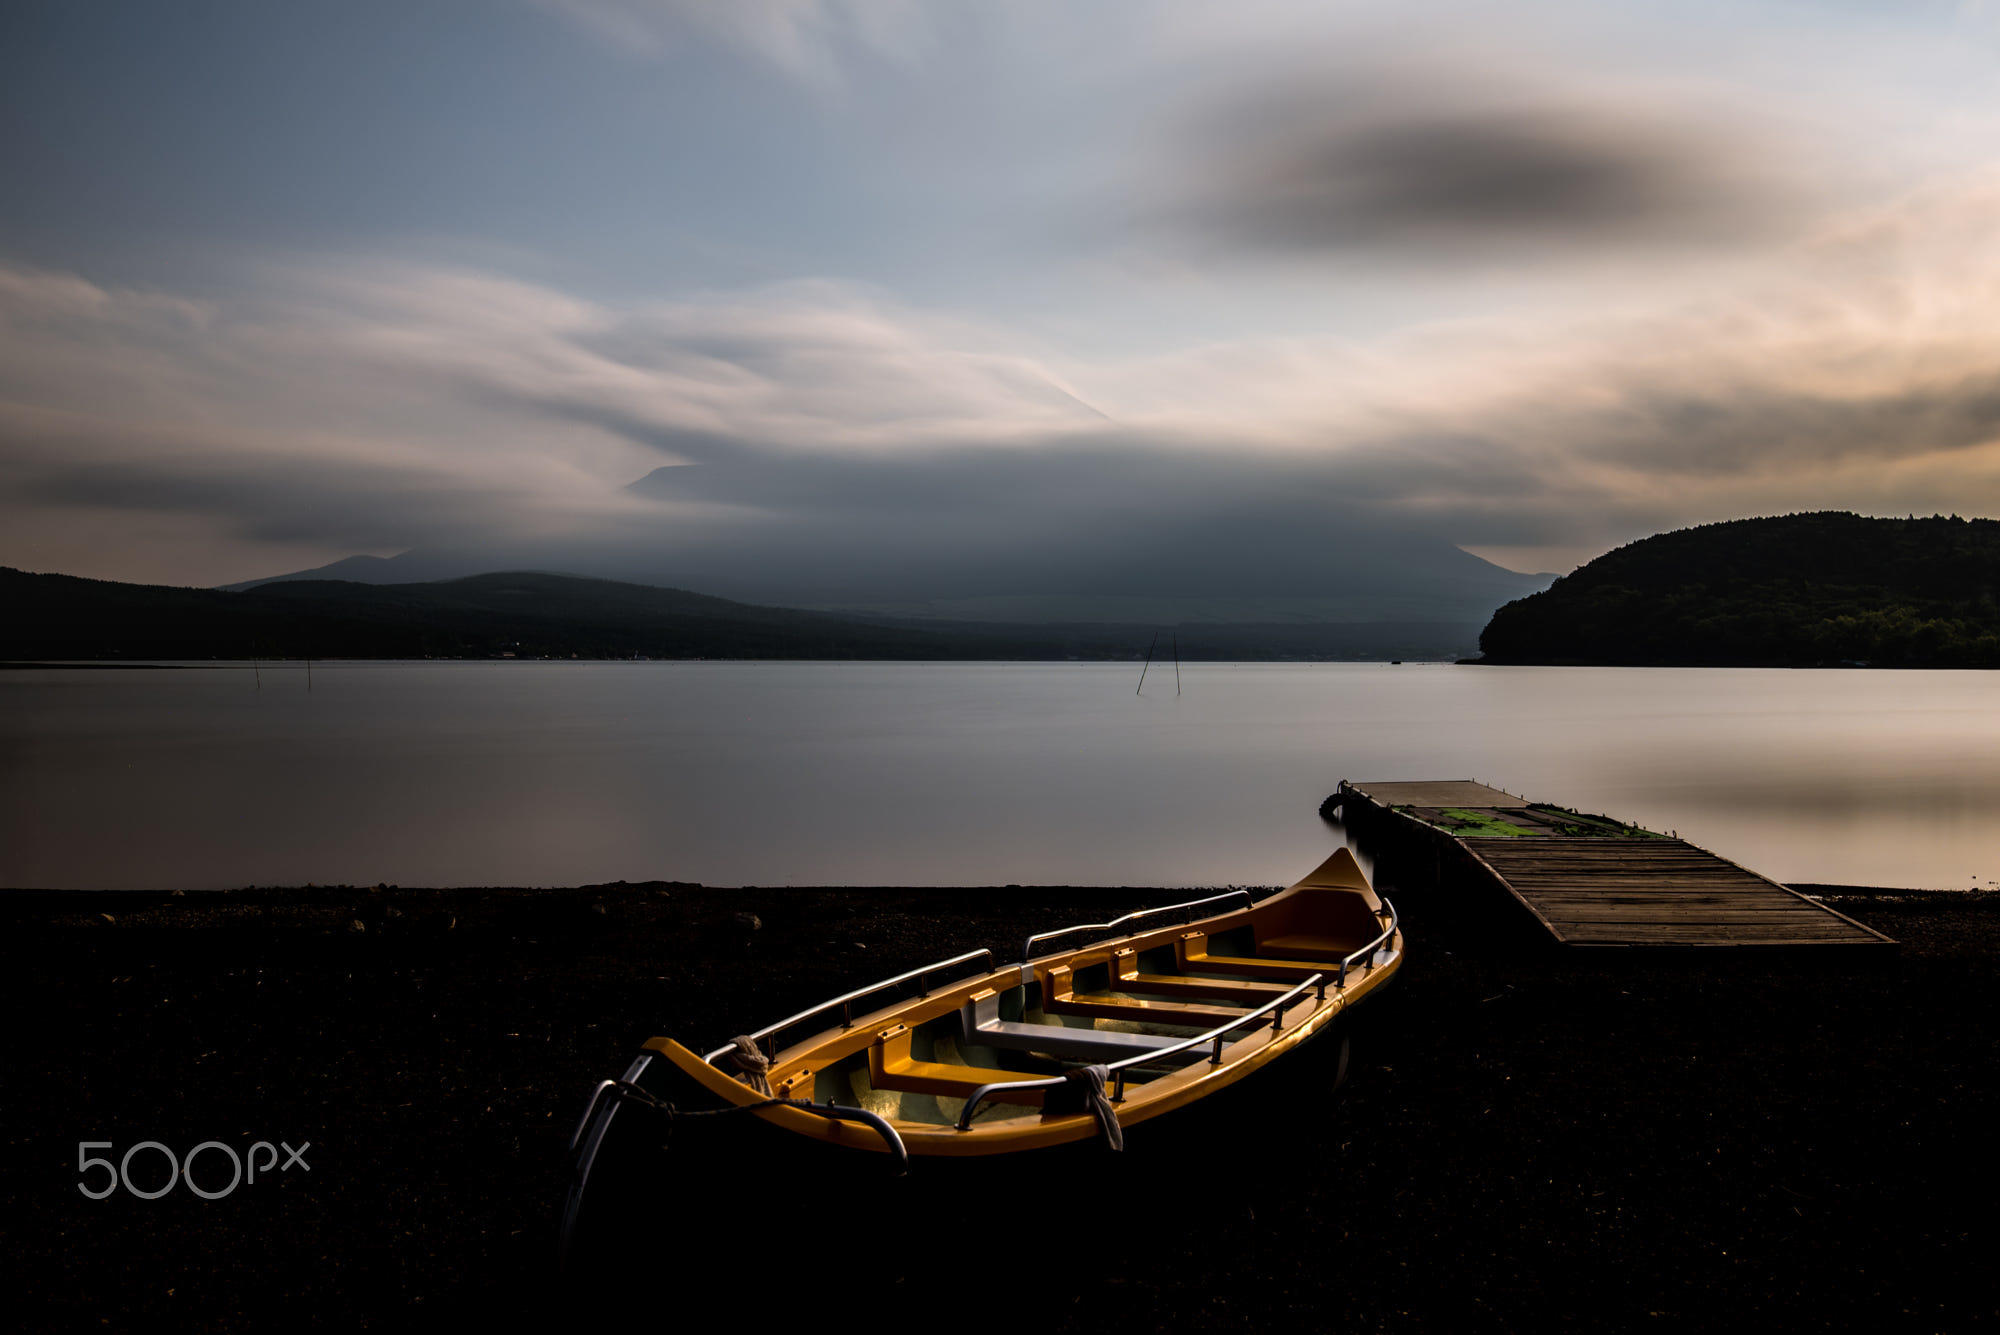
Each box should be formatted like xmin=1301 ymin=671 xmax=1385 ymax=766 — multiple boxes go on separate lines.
xmin=1173 ymin=632 xmax=1181 ymax=696
xmin=1136 ymin=631 xmax=1159 ymax=695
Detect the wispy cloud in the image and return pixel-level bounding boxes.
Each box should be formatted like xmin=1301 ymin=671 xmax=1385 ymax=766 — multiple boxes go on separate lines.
xmin=0 ymin=260 xmax=1108 ymax=582
xmin=527 ymin=0 xmax=933 ymax=81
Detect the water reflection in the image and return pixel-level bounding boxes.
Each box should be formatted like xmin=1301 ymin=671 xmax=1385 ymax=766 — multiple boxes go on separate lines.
xmin=2 ymin=662 xmax=1995 ymax=890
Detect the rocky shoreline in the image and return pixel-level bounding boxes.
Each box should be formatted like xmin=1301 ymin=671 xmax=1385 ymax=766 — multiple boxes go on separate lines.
xmin=5 ymin=880 xmax=1995 ymax=1329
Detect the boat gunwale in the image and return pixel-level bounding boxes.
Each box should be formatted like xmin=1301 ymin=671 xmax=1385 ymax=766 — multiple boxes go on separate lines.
xmin=755 ymin=884 xmax=1298 ymax=1078
xmin=700 ymin=946 xmax=1000 ymax=1065
xmin=635 ymin=877 xmax=1402 ymax=1154
xmin=1016 ymin=888 xmax=1257 ymax=974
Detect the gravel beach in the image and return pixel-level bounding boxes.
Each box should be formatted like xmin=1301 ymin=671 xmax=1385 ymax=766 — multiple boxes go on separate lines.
xmin=4 ymin=879 xmax=1994 ymax=1330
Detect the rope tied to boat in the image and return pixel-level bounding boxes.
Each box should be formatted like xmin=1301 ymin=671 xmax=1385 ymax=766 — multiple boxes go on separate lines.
xmin=578 ymin=1078 xmax=908 ymax=1174
xmin=719 ymin=1035 xmax=773 ymax=1095
xmin=1054 ymin=1064 xmax=1124 ymax=1152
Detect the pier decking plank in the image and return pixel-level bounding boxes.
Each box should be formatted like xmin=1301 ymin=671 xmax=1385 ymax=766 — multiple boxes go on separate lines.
xmin=1347 ymin=780 xmax=1531 ymax=809
xmin=1340 ymin=781 xmax=1893 ymax=949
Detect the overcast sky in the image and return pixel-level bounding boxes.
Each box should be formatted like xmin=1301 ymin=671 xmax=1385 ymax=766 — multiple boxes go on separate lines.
xmin=6 ymin=0 xmax=2000 ymax=586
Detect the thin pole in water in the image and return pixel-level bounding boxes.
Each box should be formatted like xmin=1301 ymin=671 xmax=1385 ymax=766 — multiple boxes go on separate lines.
xmin=1173 ymin=632 xmax=1181 ymax=696
xmin=306 ymin=657 xmax=313 ymax=692
xmin=1136 ymin=631 xmax=1159 ymax=695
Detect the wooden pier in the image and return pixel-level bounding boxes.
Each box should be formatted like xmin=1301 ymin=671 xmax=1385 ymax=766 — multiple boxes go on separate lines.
xmin=1332 ymin=780 xmax=1893 ymax=949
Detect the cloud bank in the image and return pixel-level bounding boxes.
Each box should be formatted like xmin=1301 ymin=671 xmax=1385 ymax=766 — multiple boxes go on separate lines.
xmin=7 ymin=174 xmax=2000 ymax=588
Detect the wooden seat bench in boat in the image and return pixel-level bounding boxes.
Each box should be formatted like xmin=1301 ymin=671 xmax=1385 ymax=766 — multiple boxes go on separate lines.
xmin=1256 ymin=932 xmax=1368 ymax=960
xmin=1174 ymin=931 xmax=1381 ymax=980
xmin=1036 ymin=961 xmax=1256 ymax=1029
xmin=1100 ymin=945 xmax=1293 ymax=1000
xmin=1170 ymin=856 xmax=1392 ymax=979
xmin=866 ymin=1023 xmax=1044 ymax=1105
xmin=958 ymin=989 xmax=1186 ymax=1063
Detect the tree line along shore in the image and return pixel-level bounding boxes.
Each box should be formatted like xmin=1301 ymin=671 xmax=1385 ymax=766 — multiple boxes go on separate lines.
xmin=1477 ymin=512 xmax=2000 ymax=667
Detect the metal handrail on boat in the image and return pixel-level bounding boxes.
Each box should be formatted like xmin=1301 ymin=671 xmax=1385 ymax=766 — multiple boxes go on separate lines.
xmin=702 ymin=947 xmax=998 ymax=1063
xmin=1018 ymin=890 xmax=1255 ymax=971
xmin=953 ymin=970 xmax=1325 ymax=1130
xmin=956 ymin=894 xmax=1401 ymax=1131
xmin=567 ymin=1073 xmax=908 ymax=1171
xmin=1338 ymin=899 xmax=1400 ymax=988
xmin=570 ymin=1077 xmax=627 ymax=1153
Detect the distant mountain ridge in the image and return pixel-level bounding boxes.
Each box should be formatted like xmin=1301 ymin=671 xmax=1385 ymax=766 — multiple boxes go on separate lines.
xmin=1476 ymin=513 xmax=2000 ymax=667
xmin=3 ymin=569 xmax=1095 ymax=661
xmin=223 ymin=525 xmax=1554 ymax=626
xmin=220 ymin=554 xmax=407 ymax=590
xmin=3 ymin=567 xmax=1491 ymax=661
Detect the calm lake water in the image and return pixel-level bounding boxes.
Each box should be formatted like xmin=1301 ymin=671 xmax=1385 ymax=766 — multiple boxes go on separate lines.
xmin=3 ymin=662 xmax=1996 ymax=891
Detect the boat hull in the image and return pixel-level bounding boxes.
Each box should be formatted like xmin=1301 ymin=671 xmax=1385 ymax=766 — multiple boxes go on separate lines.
xmin=561 ymin=847 xmax=1402 ymax=1272
xmin=562 ymin=1007 xmax=1369 ymax=1283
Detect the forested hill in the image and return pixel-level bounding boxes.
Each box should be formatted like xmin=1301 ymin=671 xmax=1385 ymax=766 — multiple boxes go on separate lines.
xmin=1475 ymin=513 xmax=2000 ymax=667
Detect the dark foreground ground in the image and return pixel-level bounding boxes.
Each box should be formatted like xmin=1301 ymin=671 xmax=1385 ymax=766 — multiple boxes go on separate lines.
xmin=3 ymin=865 xmax=1995 ymax=1331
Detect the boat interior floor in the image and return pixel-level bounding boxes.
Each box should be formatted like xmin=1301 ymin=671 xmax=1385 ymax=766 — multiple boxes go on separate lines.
xmin=867 ymin=1023 xmax=1046 ymax=1103
xmin=960 ymin=989 xmax=1194 ymax=1063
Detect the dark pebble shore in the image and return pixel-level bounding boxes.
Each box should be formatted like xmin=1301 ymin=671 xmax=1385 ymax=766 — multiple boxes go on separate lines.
xmin=3 ymin=879 xmax=1995 ymax=1331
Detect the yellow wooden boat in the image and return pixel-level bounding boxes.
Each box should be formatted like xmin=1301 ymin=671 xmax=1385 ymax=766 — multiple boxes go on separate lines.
xmin=562 ymin=846 xmax=1399 ymax=1258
